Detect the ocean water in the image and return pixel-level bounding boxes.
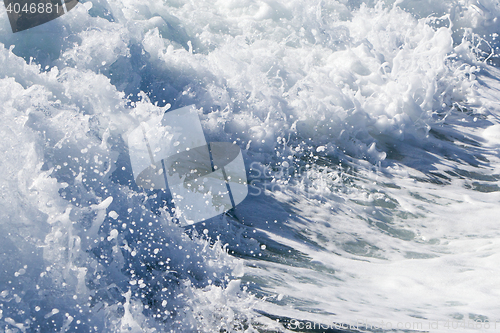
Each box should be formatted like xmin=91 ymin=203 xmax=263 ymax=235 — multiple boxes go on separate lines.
xmin=1 ymin=0 xmax=500 ymax=332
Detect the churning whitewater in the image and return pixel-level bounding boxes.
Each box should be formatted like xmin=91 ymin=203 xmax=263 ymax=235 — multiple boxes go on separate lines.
xmin=1 ymin=0 xmax=500 ymax=332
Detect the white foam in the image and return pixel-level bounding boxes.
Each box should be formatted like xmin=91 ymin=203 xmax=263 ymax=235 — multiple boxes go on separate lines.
xmin=1 ymin=0 xmax=500 ymax=331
